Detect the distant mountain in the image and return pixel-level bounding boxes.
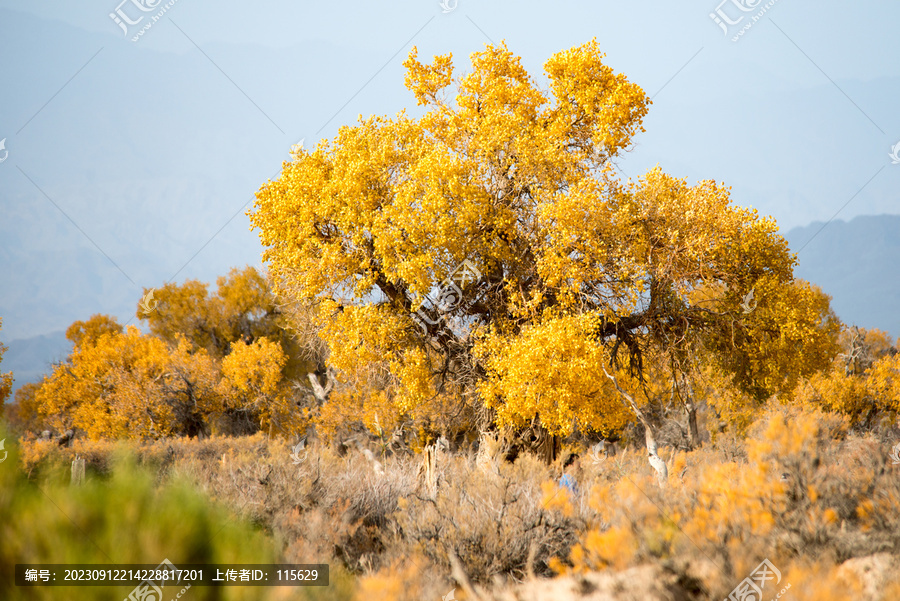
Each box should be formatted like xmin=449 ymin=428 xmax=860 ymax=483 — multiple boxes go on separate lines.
xmin=2 ymin=330 xmax=71 ymax=400
xmin=785 ymin=214 xmax=900 ymax=339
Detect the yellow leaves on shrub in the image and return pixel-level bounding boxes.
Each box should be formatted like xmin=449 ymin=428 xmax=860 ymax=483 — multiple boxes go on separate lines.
xmin=570 ymin=526 xmax=636 ymax=572
xmin=565 ymin=478 xmax=665 ymax=573
xmin=354 ymin=556 xmax=431 ymax=601
xmin=567 ymin=407 xmax=862 ymax=576
xmin=540 ymin=479 xmax=574 ymax=517
xmin=748 ymin=407 xmax=818 ymax=461
xmin=776 ymin=562 xmax=865 ymax=601
xmin=855 ymin=489 xmax=900 ymax=533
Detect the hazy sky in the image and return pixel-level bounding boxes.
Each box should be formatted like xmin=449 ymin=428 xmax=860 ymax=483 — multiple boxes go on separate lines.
xmin=0 ymin=0 xmax=898 ymax=342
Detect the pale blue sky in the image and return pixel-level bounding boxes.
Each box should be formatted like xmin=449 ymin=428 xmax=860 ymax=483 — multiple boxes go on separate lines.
xmin=0 ymin=0 xmax=898 ymax=343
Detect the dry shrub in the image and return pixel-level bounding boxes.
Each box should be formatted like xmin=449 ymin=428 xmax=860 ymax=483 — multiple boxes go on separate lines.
xmin=562 ymin=405 xmax=900 ymax=599
xmin=354 ymin=554 xmax=450 ymax=601
xmin=275 ymin=448 xmax=419 ymax=572
xmin=388 ymin=449 xmax=585 ymax=584
xmin=11 ymin=406 xmax=900 ymax=598
xmin=16 ymin=435 xmax=63 ymax=478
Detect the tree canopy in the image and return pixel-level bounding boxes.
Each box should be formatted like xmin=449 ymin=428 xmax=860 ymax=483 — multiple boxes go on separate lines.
xmin=250 ymin=38 xmax=840 ymax=473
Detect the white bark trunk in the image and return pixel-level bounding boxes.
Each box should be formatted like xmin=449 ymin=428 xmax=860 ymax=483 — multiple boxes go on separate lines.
xmin=602 ymin=366 xmax=668 ymax=486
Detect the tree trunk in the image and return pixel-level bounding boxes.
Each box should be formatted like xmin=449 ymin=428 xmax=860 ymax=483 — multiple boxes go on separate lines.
xmin=642 ymin=419 xmax=668 ymax=486
xmin=685 ymin=400 xmax=701 ymax=450
xmin=536 ymin=427 xmax=558 ymax=466
xmin=308 ymin=368 xmax=334 ymax=405
xmin=601 ymin=366 xmax=668 ymax=486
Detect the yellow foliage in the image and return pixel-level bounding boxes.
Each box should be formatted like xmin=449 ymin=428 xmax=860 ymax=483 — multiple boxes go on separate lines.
xmin=139 ymin=266 xmax=311 ymax=380
xmin=793 ymin=331 xmax=899 ymax=425
xmin=540 ymin=479 xmax=574 ymax=517
xmin=475 ymin=312 xmax=634 ymax=436
xmin=218 ymin=337 xmax=300 ymax=436
xmin=567 ymin=407 xmax=861 ymax=582
xmin=354 ymin=557 xmax=430 ymax=601
xmin=33 ymin=323 xmax=225 ymax=439
xmin=35 ymin=325 xmax=173 ymax=439
xmin=65 ymin=313 xmax=123 ymax=350
xmin=250 ymin=40 xmax=836 ymax=441
xmin=6 ymin=380 xmax=46 ymax=433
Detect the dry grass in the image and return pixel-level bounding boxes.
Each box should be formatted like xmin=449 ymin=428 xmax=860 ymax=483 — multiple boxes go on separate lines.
xmin=13 ymin=405 xmax=900 ymax=600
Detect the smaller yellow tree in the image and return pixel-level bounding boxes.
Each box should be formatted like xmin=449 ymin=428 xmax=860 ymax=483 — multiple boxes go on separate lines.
xmin=139 ymin=266 xmax=311 ymax=381
xmin=0 ymin=318 xmax=12 ymax=406
xmin=36 ymin=325 xmax=173 ymax=439
xmin=35 ymin=319 xmax=225 ymax=439
xmin=65 ymin=314 xmax=123 ymax=350
xmin=794 ymin=328 xmax=899 ymax=426
xmin=5 ymin=381 xmax=46 ymax=433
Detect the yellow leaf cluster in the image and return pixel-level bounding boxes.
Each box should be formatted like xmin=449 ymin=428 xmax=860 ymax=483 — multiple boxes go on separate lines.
xmin=474 ymin=312 xmax=633 ymax=436
xmin=218 ymin=337 xmax=300 ymax=436
xmin=30 ymin=309 xmax=304 ymax=439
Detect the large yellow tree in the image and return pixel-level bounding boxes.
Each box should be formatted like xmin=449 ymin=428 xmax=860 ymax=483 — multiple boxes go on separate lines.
xmin=250 ymin=40 xmax=838 ymax=475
